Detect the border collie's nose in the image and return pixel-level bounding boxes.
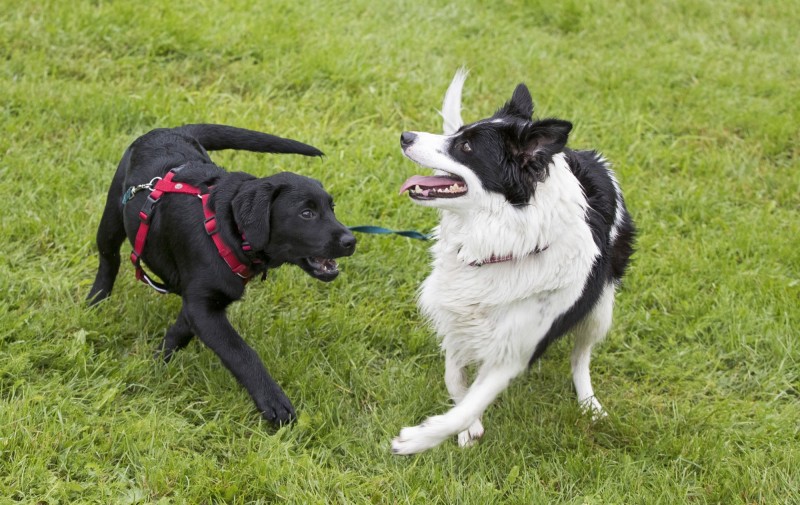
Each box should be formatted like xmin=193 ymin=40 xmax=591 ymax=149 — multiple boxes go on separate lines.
xmin=400 ymin=132 xmax=417 ymax=148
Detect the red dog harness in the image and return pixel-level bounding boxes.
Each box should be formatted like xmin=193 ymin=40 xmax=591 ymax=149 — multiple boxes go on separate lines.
xmin=129 ymin=169 xmax=255 ymax=293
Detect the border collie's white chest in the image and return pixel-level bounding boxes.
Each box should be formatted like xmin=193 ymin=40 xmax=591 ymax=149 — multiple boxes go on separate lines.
xmin=417 ymin=187 xmax=599 ymax=366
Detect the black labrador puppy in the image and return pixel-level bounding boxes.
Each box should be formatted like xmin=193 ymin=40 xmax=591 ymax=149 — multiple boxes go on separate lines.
xmin=88 ymin=124 xmax=356 ymax=424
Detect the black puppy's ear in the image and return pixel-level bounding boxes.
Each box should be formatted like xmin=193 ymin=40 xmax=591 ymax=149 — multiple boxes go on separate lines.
xmin=495 ymin=83 xmax=534 ymax=120
xmin=232 ymin=180 xmax=278 ymax=251
xmin=518 ymin=118 xmax=572 ymax=173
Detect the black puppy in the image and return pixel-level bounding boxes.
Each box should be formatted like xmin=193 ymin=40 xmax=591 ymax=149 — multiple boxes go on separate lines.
xmin=88 ymin=124 xmax=356 ymax=424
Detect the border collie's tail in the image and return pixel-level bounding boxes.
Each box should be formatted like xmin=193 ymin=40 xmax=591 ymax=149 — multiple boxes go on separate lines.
xmin=177 ymin=124 xmax=324 ymax=157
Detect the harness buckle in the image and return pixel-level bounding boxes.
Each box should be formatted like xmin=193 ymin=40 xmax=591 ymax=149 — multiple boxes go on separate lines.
xmin=204 ymin=215 xmax=218 ymax=235
xmin=139 ymin=194 xmax=159 ymax=223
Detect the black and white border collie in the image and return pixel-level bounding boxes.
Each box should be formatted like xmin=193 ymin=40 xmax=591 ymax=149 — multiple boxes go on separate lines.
xmin=392 ymin=69 xmax=636 ymax=455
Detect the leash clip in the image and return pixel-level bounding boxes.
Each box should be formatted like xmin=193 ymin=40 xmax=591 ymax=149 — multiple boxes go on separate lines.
xmin=135 ymin=176 xmax=163 ymax=195
xmin=122 ymin=176 xmax=163 ymax=205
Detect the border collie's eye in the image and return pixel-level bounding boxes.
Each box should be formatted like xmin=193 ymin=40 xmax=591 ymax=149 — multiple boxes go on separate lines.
xmin=300 ymin=210 xmax=315 ymax=220
xmin=460 ymin=141 xmax=472 ymax=153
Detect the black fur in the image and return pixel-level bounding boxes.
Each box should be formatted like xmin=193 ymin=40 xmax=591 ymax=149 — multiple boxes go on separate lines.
xmin=87 ymin=124 xmax=356 ymax=425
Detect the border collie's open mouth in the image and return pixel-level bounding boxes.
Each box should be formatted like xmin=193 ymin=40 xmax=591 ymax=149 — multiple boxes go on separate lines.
xmin=399 ymin=174 xmax=468 ymax=200
xmin=302 ymin=257 xmax=339 ymax=281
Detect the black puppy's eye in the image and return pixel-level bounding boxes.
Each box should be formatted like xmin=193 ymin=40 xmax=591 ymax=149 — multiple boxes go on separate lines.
xmin=460 ymin=141 xmax=472 ymax=153
xmin=300 ymin=210 xmax=315 ymax=220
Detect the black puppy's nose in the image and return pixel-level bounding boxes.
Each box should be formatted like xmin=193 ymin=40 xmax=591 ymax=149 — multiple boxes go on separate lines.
xmin=340 ymin=234 xmax=356 ymax=251
xmin=400 ymin=131 xmax=417 ymax=148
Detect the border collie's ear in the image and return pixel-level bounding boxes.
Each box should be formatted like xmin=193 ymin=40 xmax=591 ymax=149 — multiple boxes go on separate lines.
xmin=232 ymin=180 xmax=279 ymax=251
xmin=495 ymin=83 xmax=534 ymax=120
xmin=519 ymin=119 xmax=572 ymax=172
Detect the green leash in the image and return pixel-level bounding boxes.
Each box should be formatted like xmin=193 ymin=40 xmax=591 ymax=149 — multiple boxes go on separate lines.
xmin=348 ymin=225 xmax=431 ymax=241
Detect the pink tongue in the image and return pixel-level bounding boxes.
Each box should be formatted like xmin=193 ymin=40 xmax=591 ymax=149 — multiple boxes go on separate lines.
xmin=399 ymin=175 xmax=462 ymax=194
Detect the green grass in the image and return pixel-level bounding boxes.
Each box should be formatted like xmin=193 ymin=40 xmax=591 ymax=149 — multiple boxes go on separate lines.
xmin=1 ymin=0 xmax=799 ymax=502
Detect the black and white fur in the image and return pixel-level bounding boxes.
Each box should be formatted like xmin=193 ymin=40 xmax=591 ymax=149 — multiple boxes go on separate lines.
xmin=392 ymin=70 xmax=635 ymax=455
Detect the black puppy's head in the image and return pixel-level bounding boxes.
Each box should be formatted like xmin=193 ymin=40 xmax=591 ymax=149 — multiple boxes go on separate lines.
xmin=400 ymin=77 xmax=573 ymax=209
xmin=232 ymin=172 xmax=356 ymax=281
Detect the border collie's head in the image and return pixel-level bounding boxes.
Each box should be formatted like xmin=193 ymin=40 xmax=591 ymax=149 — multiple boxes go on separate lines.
xmin=400 ymin=69 xmax=572 ymax=210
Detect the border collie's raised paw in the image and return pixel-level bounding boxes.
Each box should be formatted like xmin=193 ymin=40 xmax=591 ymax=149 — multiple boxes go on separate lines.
xmin=391 ymin=424 xmax=446 ymax=455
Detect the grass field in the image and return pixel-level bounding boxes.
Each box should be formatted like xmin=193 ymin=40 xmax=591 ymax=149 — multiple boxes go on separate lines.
xmin=1 ymin=0 xmax=799 ymax=503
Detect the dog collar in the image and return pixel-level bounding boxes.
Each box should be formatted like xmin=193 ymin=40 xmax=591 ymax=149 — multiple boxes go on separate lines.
xmin=468 ymin=245 xmax=548 ymax=267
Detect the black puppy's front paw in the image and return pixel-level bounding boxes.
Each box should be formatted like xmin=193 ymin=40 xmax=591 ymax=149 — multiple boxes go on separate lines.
xmin=259 ymin=389 xmax=296 ymax=425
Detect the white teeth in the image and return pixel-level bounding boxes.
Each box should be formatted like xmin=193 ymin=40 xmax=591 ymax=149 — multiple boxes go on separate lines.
xmin=410 ymin=182 xmax=466 ymax=196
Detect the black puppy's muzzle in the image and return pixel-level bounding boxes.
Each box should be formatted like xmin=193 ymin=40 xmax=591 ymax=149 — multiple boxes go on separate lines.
xmin=300 ymin=229 xmax=356 ymax=283
xmin=400 ymin=131 xmax=417 ymax=149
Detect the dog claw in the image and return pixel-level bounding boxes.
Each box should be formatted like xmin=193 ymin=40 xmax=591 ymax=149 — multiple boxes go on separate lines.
xmin=259 ymin=392 xmax=296 ymax=425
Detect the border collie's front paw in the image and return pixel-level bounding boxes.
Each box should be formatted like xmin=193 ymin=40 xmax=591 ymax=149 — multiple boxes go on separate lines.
xmin=392 ymin=426 xmax=429 ymax=455
xmin=391 ymin=424 xmax=441 ymax=455
xmin=457 ymin=418 xmax=484 ymax=447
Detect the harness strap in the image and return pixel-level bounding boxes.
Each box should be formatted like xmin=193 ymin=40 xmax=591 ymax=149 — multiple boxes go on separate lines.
xmin=128 ymin=169 xmax=254 ymax=293
xmin=201 ymin=193 xmax=252 ymax=279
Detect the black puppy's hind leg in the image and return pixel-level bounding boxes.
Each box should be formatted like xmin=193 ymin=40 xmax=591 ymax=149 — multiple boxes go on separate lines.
xmin=156 ymin=305 xmax=195 ymax=362
xmin=87 ymin=164 xmax=129 ymax=305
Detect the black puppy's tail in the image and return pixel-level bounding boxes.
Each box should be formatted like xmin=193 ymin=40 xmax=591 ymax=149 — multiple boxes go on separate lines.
xmin=177 ymin=124 xmax=324 ymax=157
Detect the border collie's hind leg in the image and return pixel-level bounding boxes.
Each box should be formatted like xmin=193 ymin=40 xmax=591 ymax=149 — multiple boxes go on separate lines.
xmin=443 ymin=352 xmax=485 ymax=447
xmin=571 ymin=283 xmax=615 ymax=418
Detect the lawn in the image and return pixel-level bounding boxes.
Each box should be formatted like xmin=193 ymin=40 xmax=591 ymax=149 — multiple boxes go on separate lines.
xmin=1 ymin=0 xmax=798 ymax=503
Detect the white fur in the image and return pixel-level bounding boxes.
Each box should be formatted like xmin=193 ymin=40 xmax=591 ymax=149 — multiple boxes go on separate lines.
xmin=440 ymin=67 xmax=468 ymax=135
xmin=392 ymin=72 xmax=616 ymax=455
